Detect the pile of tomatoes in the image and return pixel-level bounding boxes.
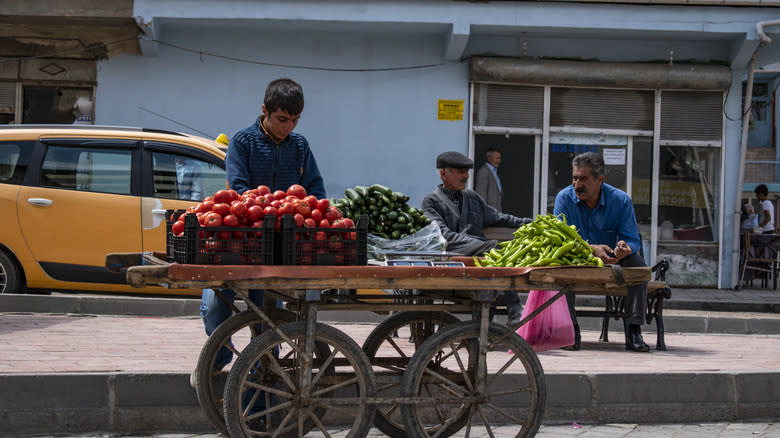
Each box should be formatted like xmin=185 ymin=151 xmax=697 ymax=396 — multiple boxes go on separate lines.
xmin=170 ymin=184 xmax=355 ymax=238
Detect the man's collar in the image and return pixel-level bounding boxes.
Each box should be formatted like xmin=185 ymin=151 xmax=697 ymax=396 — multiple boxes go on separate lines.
xmin=439 ymin=184 xmax=462 ymax=198
xmin=486 ymin=162 xmax=497 ymax=171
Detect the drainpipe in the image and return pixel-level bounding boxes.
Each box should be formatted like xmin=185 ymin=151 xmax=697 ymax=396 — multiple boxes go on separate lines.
xmin=734 ymin=20 xmax=780 ymax=288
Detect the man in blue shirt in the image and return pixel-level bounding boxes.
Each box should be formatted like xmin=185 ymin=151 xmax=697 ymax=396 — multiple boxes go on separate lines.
xmin=553 ymin=151 xmax=649 ymax=352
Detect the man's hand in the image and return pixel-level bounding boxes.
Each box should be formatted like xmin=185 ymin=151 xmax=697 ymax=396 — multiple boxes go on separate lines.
xmin=590 ymin=244 xmax=617 ymax=265
xmin=612 ymin=240 xmax=632 ymax=261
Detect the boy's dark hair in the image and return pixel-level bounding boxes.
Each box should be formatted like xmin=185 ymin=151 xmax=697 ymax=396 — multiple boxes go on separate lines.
xmin=755 ymin=184 xmax=769 ymax=196
xmin=264 ymin=78 xmax=304 ymax=115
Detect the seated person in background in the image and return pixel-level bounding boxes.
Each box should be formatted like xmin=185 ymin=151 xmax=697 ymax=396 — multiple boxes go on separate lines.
xmin=742 ymin=203 xmax=758 ymax=231
xmin=422 ymin=151 xmax=532 ymax=324
xmin=553 ymin=151 xmax=649 ymax=352
xmin=175 ymin=157 xmax=204 ymax=201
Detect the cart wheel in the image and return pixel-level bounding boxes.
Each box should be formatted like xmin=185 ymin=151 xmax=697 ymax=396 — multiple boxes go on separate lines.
xmin=192 ymin=309 xmax=331 ymax=436
xmin=224 ymin=321 xmax=377 ymax=438
xmin=400 ymin=321 xmax=546 ymax=438
xmin=362 ymin=310 xmax=464 ymax=438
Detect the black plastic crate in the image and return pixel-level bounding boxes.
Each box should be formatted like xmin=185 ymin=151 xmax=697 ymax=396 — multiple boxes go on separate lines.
xmin=166 ymin=209 xmax=275 ymax=265
xmin=279 ymin=215 xmax=368 ymax=265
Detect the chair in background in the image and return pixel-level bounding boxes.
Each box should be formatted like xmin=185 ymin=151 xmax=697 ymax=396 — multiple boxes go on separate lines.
xmin=740 ymin=231 xmax=780 ymax=290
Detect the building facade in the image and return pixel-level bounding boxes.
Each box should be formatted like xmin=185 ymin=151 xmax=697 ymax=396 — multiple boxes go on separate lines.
xmin=2 ymin=0 xmax=780 ymax=288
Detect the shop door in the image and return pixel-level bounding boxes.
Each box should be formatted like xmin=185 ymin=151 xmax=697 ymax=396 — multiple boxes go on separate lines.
xmin=474 ymin=134 xmax=536 ymax=218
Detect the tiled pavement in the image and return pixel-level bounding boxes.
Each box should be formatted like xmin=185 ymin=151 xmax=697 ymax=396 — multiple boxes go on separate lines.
xmin=1 ymin=313 xmax=779 ymax=374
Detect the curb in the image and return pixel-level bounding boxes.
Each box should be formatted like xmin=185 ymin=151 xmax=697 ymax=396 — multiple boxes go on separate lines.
xmin=1 ymin=371 xmax=778 ymax=435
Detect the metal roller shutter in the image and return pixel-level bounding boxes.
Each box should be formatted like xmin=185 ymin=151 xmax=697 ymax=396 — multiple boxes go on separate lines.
xmin=660 ymin=91 xmax=723 ymax=141
xmin=550 ymin=87 xmax=654 ymax=131
xmin=472 ymin=83 xmax=544 ymax=129
xmin=0 ymin=82 xmax=15 ymax=114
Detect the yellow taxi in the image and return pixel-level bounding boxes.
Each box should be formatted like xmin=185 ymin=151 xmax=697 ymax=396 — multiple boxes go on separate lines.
xmin=0 ymin=125 xmax=226 ymax=296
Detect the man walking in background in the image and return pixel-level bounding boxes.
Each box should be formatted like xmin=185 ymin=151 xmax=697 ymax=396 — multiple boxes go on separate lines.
xmin=475 ymin=147 xmax=503 ymax=212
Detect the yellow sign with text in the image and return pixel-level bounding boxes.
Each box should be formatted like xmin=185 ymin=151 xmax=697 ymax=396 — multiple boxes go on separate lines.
xmin=632 ymin=179 xmax=709 ymax=208
xmin=437 ymin=99 xmax=464 ymax=121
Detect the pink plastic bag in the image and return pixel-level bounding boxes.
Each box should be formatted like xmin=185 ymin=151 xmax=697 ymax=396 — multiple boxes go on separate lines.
xmin=516 ymin=290 xmax=575 ymax=352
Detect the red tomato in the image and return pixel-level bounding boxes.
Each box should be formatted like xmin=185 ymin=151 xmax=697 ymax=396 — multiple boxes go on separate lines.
xmin=324 ymin=206 xmax=341 ymax=222
xmin=304 ymin=217 xmax=316 ymax=228
xmin=310 ymin=209 xmax=323 ymax=223
xmin=198 ymin=213 xmax=207 ymax=226
xmin=318 ymin=219 xmax=331 ymax=228
xmin=251 ymin=221 xmax=265 ymax=238
xmin=244 ymin=188 xmax=259 ymax=197
xmin=278 ymin=202 xmax=296 ymax=216
xmin=284 ymin=195 xmax=298 ymax=203
xmin=200 ymin=200 xmax=215 ymax=213
xmin=257 ymin=185 xmax=271 ymax=196
xmin=315 ymin=198 xmax=329 ymax=211
xmin=332 ymin=219 xmax=346 ymax=228
xmin=223 ymin=214 xmax=239 ymax=227
xmin=314 ymin=231 xmax=327 ymax=240
xmin=342 ymin=218 xmax=355 ymax=228
xmin=247 ymin=205 xmax=264 ymax=222
xmin=212 ymin=203 xmax=230 ymax=217
xmin=217 ymin=230 xmax=231 ymax=240
xmin=186 ymin=205 xmax=198 ymax=214
xmin=264 ymin=193 xmax=276 ymax=202
xmin=232 ymin=231 xmax=245 ymax=239
xmin=228 ymin=189 xmax=240 ymax=201
xmin=294 ymin=200 xmax=311 ymax=217
xmin=213 ymin=189 xmax=232 ymax=204
xmin=254 ymin=196 xmax=270 ymax=208
xmin=203 ymin=212 xmax=223 ymax=227
xmin=286 ymin=184 xmax=307 ymax=199
xmin=303 ymin=195 xmax=318 ymax=210
xmin=172 ymin=220 xmax=185 ymax=236
xmin=240 ymin=197 xmax=255 ymax=208
xmin=293 ymin=213 xmax=305 ymax=227
xmin=272 ymin=190 xmax=286 ymax=200
xmin=263 ymin=206 xmax=279 ymax=219
xmin=270 ymin=200 xmax=282 ymax=209
xmin=229 ymin=201 xmax=248 ymax=218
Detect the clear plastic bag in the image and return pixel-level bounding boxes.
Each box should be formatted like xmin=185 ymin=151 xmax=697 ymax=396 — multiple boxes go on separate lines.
xmin=516 ymin=290 xmax=575 ymax=352
xmin=367 ymin=222 xmax=447 ymax=260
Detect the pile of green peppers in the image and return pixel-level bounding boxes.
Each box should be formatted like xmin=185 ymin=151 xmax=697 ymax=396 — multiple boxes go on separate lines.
xmin=475 ymin=214 xmax=604 ymax=267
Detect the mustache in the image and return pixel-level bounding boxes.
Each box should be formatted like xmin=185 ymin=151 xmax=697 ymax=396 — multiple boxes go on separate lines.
xmin=575 ymin=187 xmax=587 ymax=193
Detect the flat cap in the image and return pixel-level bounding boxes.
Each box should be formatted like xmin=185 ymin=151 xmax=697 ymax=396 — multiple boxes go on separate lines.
xmin=436 ymin=151 xmax=473 ymax=169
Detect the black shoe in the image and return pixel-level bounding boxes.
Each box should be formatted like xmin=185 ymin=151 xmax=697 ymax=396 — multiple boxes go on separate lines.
xmin=562 ymin=324 xmax=581 ymax=351
xmin=626 ymin=325 xmax=650 ymax=352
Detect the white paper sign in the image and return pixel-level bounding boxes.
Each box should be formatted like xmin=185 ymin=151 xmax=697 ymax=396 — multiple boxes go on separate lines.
xmin=603 ymin=148 xmax=626 ymax=165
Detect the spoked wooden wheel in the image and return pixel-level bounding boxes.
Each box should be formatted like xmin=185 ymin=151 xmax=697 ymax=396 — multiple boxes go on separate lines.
xmin=193 ymin=309 xmax=332 ymax=436
xmin=400 ymin=321 xmax=546 ymax=438
xmin=224 ymin=321 xmax=377 ymax=438
xmin=361 ymin=310 xmax=464 ymax=438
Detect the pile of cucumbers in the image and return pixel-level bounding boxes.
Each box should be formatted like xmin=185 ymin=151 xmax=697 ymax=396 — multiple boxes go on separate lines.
xmin=333 ymin=184 xmax=431 ymax=239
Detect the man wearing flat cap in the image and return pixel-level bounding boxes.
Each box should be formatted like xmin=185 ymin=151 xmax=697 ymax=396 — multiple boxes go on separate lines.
xmin=422 ymin=151 xmax=532 ymax=324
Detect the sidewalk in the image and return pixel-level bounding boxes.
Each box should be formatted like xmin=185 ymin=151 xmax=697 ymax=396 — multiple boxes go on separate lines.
xmin=0 ymin=289 xmax=779 ymax=435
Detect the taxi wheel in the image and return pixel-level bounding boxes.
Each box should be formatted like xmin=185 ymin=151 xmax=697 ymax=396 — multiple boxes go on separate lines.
xmin=0 ymin=250 xmax=23 ymax=294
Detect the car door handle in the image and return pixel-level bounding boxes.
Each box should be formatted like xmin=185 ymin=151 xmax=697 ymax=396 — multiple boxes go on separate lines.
xmin=152 ymin=209 xmax=167 ymax=215
xmin=27 ymin=198 xmax=53 ymax=207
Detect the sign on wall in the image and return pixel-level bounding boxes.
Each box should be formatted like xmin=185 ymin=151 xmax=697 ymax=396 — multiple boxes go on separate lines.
xmin=437 ymin=99 xmax=463 ymax=121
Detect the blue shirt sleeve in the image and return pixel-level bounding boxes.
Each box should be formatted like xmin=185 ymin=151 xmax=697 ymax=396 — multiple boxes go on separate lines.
xmin=300 ymin=143 xmax=326 ymax=198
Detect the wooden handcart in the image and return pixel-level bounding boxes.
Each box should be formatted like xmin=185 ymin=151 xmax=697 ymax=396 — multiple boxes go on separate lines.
xmin=109 ymin=253 xmax=651 ymax=438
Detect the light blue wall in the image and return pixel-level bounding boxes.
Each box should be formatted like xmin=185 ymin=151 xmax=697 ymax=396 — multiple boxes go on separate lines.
xmin=97 ymin=25 xmax=469 ymax=206
xmin=95 ymin=0 xmax=780 ymax=287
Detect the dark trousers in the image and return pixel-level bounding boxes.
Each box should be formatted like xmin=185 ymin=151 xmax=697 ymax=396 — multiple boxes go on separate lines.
xmin=566 ymin=252 xmax=648 ymax=326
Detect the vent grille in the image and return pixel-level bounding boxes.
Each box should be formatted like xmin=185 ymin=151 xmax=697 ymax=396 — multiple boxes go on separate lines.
xmin=661 ymin=91 xmax=723 ymax=141
xmin=550 ymin=88 xmax=654 ymax=131
xmin=472 ymin=83 xmax=543 ymax=128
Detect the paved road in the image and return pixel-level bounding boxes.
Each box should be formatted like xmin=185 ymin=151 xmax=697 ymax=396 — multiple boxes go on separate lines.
xmin=17 ymin=421 xmax=780 ymax=437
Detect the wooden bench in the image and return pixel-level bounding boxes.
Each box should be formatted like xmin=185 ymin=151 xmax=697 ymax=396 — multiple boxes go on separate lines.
xmin=571 ymin=260 xmax=671 ymax=350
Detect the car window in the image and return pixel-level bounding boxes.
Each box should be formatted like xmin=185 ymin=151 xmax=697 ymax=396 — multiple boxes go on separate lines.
xmin=0 ymin=141 xmax=32 ymax=185
xmin=40 ymin=145 xmax=132 ymax=194
xmin=152 ymin=151 xmax=225 ymax=201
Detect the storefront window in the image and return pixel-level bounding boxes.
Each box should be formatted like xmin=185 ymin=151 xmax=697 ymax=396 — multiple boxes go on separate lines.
xmin=656 ymin=145 xmax=720 ymax=286
xmin=22 ymin=86 xmax=93 ymax=124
